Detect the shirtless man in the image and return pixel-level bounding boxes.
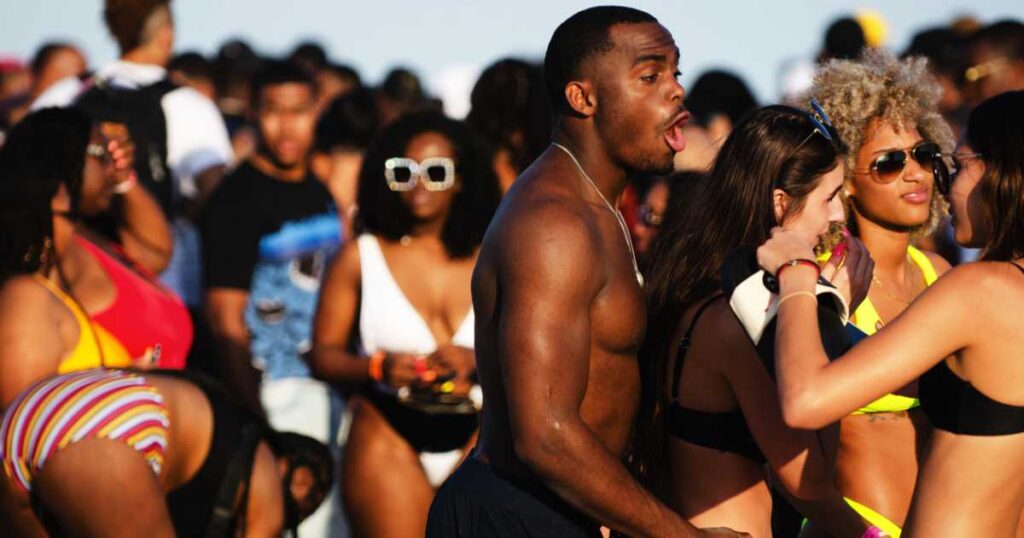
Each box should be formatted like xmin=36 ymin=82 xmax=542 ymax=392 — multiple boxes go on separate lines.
xmin=427 ymin=7 xmax=746 ymax=537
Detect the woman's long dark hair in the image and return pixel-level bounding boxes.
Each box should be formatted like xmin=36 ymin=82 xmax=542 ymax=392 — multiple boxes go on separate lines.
xmin=630 ymin=105 xmax=848 ymax=491
xmin=356 ymin=111 xmax=501 ymax=258
xmin=0 ymin=108 xmax=91 ymax=283
xmin=969 ymin=91 xmax=1024 ymax=262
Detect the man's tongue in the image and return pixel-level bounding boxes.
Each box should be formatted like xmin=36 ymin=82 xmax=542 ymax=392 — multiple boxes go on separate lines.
xmin=664 ymin=124 xmax=687 ymax=153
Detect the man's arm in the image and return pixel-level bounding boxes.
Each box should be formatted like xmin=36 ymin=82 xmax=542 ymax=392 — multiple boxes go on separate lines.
xmin=200 ymin=184 xmax=263 ymax=417
xmin=206 ymin=288 xmax=264 ymax=418
xmin=497 ymin=202 xmax=706 ymax=538
xmin=163 ymin=87 xmax=233 ymax=221
xmin=182 ymin=164 xmax=227 ymax=222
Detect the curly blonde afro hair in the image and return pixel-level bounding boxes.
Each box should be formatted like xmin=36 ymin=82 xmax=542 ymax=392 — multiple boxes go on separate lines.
xmin=810 ymin=49 xmax=955 ymax=236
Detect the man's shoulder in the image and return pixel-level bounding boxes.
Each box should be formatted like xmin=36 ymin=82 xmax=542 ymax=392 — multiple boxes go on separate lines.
xmin=489 ymin=186 xmax=601 ymax=275
xmin=498 ymin=187 xmax=595 ymax=242
xmin=204 ymin=163 xmax=260 ymax=211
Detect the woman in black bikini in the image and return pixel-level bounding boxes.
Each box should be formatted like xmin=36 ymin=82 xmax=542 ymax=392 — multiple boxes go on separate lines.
xmin=636 ymin=104 xmax=869 ymax=537
xmin=761 ymin=90 xmax=1024 ymax=537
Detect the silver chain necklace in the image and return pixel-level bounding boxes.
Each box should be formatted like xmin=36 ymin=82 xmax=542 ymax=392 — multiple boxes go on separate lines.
xmin=551 ymin=143 xmax=643 ymax=287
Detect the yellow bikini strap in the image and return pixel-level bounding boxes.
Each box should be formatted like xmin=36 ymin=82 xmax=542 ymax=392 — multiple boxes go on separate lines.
xmin=907 ymin=246 xmax=938 ymax=285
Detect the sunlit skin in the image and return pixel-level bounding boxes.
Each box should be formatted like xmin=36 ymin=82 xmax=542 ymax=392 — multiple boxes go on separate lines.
xmin=0 ymin=127 xmax=173 ymax=408
xmin=0 ymin=374 xmax=303 ymax=538
xmin=665 ymin=164 xmax=857 ymax=538
xmin=309 ymin=129 xmax=478 ymax=538
xmin=759 ymin=137 xmax=1024 ymax=536
xmin=468 ymin=18 xmax=749 ymax=536
xmin=803 ymin=120 xmax=952 ymax=535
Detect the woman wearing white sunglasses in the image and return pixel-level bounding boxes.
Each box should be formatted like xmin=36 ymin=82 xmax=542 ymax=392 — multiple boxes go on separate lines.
xmin=308 ymin=111 xmax=501 ymax=538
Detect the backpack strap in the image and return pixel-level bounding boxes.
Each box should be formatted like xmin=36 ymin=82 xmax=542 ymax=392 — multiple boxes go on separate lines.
xmin=202 ymin=421 xmax=264 ymax=538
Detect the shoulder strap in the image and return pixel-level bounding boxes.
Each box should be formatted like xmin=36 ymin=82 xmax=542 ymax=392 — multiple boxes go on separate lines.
xmin=907 ymin=246 xmax=939 ymax=285
xmin=1011 ymin=262 xmax=1024 ymax=277
xmin=671 ymin=294 xmax=723 ymax=402
xmin=142 ymin=78 xmax=178 ymax=99
xmin=202 ymin=421 xmax=263 ymax=538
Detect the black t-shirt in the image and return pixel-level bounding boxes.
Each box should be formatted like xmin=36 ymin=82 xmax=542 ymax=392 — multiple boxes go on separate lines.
xmin=202 ymin=161 xmax=337 ymax=289
xmin=201 ymin=160 xmax=341 ymax=379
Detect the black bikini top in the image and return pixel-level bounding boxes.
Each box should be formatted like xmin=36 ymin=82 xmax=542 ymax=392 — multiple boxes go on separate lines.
xmin=919 ymin=263 xmax=1024 ymax=436
xmin=666 ymin=295 xmax=766 ymax=464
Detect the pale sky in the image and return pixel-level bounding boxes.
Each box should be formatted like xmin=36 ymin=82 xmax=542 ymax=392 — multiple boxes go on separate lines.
xmin=2 ymin=1 xmax=1022 ymax=116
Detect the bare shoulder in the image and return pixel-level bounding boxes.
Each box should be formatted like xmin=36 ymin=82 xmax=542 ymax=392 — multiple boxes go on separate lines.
xmin=921 ymin=261 xmax=1016 ymax=306
xmin=0 ymin=275 xmax=54 ymax=318
xmin=698 ymin=297 xmax=759 ymax=368
xmin=326 ymin=236 xmax=362 ymax=282
xmin=495 ymin=184 xmax=601 ymax=263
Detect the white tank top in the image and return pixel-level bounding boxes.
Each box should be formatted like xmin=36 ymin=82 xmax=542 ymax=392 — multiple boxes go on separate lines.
xmin=357 ymin=234 xmax=475 ymax=356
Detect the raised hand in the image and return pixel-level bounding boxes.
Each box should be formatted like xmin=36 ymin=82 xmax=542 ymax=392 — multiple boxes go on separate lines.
xmin=820 ymin=230 xmax=875 ymax=310
xmin=757 ymin=226 xmax=817 ymax=277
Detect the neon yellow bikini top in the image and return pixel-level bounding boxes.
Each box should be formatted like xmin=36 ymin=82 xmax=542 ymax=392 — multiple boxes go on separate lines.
xmin=821 ymin=246 xmax=938 ymax=415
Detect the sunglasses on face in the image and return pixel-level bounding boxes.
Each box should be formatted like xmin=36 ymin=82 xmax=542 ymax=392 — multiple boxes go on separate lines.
xmin=949 ymin=152 xmax=984 ymax=182
xmin=857 ymin=141 xmax=951 ymax=195
xmin=384 ymin=157 xmax=456 ymax=192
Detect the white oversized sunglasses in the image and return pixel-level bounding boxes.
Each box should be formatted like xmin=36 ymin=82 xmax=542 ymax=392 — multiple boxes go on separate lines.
xmin=384 ymin=157 xmax=456 ymax=192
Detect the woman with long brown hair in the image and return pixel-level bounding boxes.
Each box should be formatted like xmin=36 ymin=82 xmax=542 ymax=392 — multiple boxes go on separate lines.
xmin=636 ymin=104 xmax=869 ymax=537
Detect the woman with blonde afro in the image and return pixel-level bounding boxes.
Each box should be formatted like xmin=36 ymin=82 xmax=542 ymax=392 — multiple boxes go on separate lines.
xmin=804 ymin=49 xmax=956 ymax=537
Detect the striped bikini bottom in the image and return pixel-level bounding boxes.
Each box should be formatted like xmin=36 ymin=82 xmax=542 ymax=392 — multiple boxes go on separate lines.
xmin=0 ymin=369 xmax=170 ymax=492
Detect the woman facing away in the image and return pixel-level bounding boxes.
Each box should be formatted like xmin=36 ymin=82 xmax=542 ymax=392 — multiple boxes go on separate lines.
xmin=309 ymin=112 xmax=501 ymax=537
xmin=804 ymin=50 xmax=956 ymax=537
xmin=635 ymin=104 xmax=871 ymax=538
xmin=761 ymin=90 xmax=1024 ymax=537
xmin=0 ymin=367 xmax=333 ymax=537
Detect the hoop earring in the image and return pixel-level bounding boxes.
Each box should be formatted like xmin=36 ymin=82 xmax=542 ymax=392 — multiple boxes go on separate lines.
xmin=36 ymin=236 xmax=54 ymax=266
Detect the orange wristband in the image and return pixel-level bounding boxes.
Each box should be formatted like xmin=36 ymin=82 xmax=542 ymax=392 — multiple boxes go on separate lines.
xmin=368 ymin=351 xmax=386 ymax=382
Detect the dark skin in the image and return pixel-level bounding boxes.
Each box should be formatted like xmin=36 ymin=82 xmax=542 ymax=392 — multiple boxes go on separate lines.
xmin=0 ymin=126 xmax=176 ymax=403
xmin=471 ymin=22 xmax=743 ymax=537
xmin=310 ymin=131 xmax=477 ymax=537
xmin=0 ymin=374 xmax=286 ymax=538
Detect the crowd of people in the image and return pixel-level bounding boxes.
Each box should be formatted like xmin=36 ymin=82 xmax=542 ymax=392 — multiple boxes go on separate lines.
xmin=0 ymin=1 xmax=1023 ymax=537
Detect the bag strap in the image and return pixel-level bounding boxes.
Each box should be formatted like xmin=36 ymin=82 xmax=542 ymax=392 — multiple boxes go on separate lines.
xmin=202 ymin=421 xmax=264 ymax=538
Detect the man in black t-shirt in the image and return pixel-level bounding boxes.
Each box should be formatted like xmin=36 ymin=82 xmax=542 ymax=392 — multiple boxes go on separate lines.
xmin=201 ymin=60 xmax=344 ymax=537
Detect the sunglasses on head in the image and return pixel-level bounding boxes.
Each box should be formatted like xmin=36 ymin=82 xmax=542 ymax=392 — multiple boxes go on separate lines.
xmin=787 ymin=99 xmax=836 ymax=158
xmin=384 ymin=157 xmax=456 ymax=192
xmin=856 ymin=141 xmax=951 ymax=196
